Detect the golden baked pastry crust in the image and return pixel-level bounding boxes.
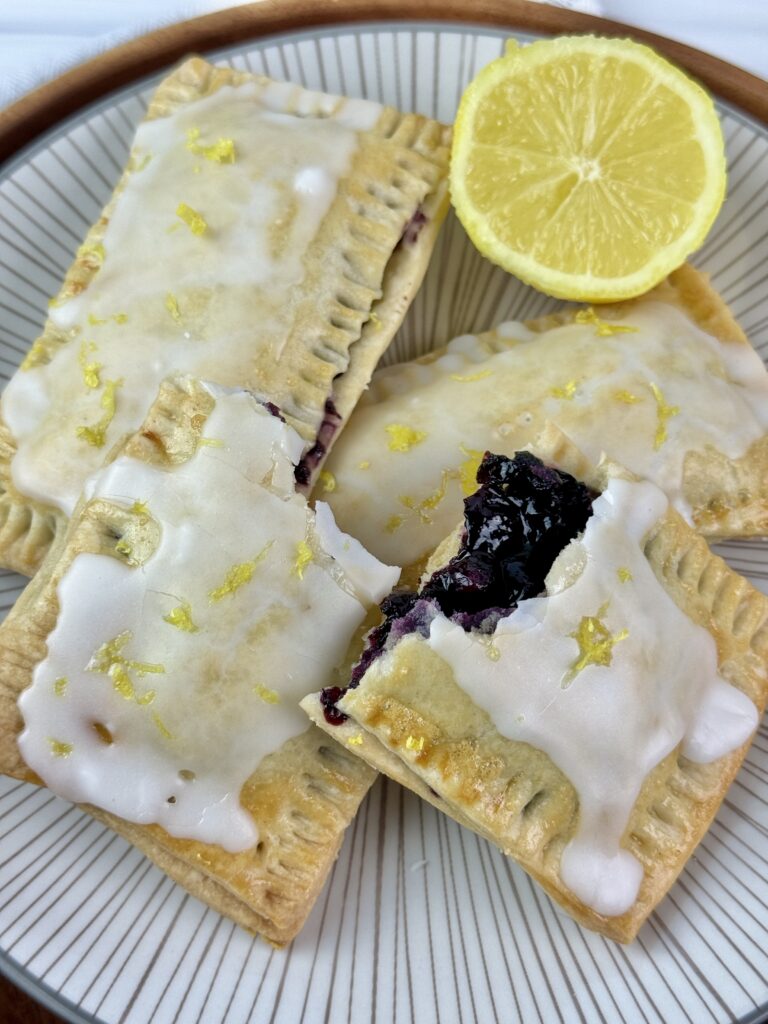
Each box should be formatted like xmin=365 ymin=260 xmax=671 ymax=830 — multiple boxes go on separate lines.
xmin=0 ymin=56 xmax=451 ymax=577
xmin=0 ymin=377 xmax=377 ymax=946
xmin=304 ymin=427 xmax=768 ymax=942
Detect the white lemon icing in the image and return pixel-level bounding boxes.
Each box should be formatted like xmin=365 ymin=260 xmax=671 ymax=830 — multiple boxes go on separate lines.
xmin=422 ymin=478 xmax=758 ymax=916
xmin=325 ymin=300 xmax=768 ymax=566
xmin=2 ymin=80 xmax=383 ymax=515
xmin=18 ymin=387 xmax=398 ymax=853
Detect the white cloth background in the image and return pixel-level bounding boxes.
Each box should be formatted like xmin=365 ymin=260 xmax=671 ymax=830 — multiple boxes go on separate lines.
xmin=0 ymin=0 xmax=765 ymax=112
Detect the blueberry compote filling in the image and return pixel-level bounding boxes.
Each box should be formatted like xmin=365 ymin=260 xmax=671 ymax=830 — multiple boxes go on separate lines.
xmin=294 ymin=398 xmax=343 ymax=488
xmin=321 ymin=451 xmax=596 ymax=724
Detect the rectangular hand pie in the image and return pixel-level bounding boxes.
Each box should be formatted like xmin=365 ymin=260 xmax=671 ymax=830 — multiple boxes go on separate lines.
xmin=303 ymin=426 xmax=768 ymax=942
xmin=0 ymin=57 xmax=451 ymax=576
xmin=323 ymin=265 xmax=768 ymax=569
xmin=0 ymin=376 xmax=400 ymax=944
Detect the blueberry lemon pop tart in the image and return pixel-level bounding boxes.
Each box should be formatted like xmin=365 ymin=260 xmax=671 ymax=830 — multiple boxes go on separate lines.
xmin=0 ymin=56 xmax=451 ymax=576
xmin=0 ymin=378 xmax=401 ymax=944
xmin=304 ymin=427 xmax=768 ymax=942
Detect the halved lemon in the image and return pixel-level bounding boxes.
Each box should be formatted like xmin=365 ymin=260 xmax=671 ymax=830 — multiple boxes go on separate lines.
xmin=450 ymin=36 xmax=727 ymax=302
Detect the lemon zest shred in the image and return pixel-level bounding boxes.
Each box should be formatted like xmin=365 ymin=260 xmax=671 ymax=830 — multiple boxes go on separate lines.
xmin=129 ymin=500 xmax=149 ymax=518
xmin=550 ymin=379 xmax=578 ymax=400
xmin=197 ymin=436 xmax=224 ymax=449
xmin=358 ymin=460 xmax=371 ymax=470
xmin=152 ymin=713 xmax=173 ymax=740
xmin=292 ymin=539 xmax=313 ymax=579
xmin=53 ymin=676 xmax=68 ymax=697
xmin=163 ymin=600 xmax=199 ymax=633
xmin=49 ymin=739 xmax=73 ymax=758
xmin=617 ymin=567 xmax=633 ymax=583
xmin=385 ymin=514 xmax=404 ymax=533
xmin=78 ymin=342 xmax=102 ymax=390
xmin=347 ymin=733 xmax=364 ymax=746
xmin=87 ymin=631 xmax=165 ymax=706
xmin=319 ymin=470 xmax=336 ymax=493
xmin=176 ymin=202 xmax=208 ymax=236
xmin=458 ymin=444 xmax=484 ymax=496
xmin=368 ymin=310 xmax=382 ymax=330
xmin=209 ymin=542 xmax=273 ymax=602
xmin=614 ymin=389 xmax=639 ymax=404
xmin=574 ymin=307 xmax=639 ymax=337
xmin=649 ymin=382 xmax=679 ymax=450
xmin=563 ymin=604 xmax=628 ymax=686
xmin=386 ymin=423 xmax=427 ymax=453
xmin=449 ymin=369 xmax=493 ymax=383
xmin=87 ymin=313 xmax=108 ymax=326
xmin=165 ymin=293 xmax=182 ymax=324
xmin=253 ymin=683 xmax=280 ymax=705
xmin=186 ymin=127 xmax=236 ymax=164
xmin=75 ymin=378 xmax=123 ymax=448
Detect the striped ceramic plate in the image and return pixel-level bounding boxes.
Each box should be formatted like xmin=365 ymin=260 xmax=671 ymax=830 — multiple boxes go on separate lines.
xmin=1 ymin=12 xmax=767 ymax=1024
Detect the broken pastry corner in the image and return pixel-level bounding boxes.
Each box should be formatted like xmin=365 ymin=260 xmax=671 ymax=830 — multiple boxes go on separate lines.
xmin=304 ymin=426 xmax=768 ymax=943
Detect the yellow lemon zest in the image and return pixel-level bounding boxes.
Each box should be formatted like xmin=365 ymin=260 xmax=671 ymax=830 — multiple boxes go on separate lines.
xmin=617 ymin=567 xmax=633 ymax=583
xmin=75 ymin=378 xmax=123 ymax=448
xmin=292 ymin=539 xmax=313 ymax=579
xmin=574 ymin=307 xmax=639 ymax=337
xmin=449 ymin=369 xmax=493 ymax=383
xmin=385 ymin=514 xmax=405 ymax=533
xmin=176 ymin=202 xmax=208 ymax=236
xmin=49 ymin=739 xmax=73 ymax=758
xmin=54 ymin=676 xmax=68 ymax=697
xmin=319 ymin=470 xmax=336 ymax=493
xmin=614 ymin=389 xmax=639 ymax=404
xmin=197 ymin=436 xmax=224 ymax=449
xmin=405 ymin=735 xmax=425 ymax=752
xmin=458 ymin=444 xmax=484 ymax=496
xmin=347 ymin=733 xmax=364 ymax=746
xmin=165 ymin=292 xmax=182 ymax=323
xmin=152 ymin=713 xmax=173 ymax=740
xmin=78 ymin=342 xmax=102 ymax=390
xmin=87 ymin=313 xmax=107 ymax=326
xmin=88 ymin=631 xmax=165 ymax=705
xmin=358 ymin=460 xmax=371 ymax=470
xmin=564 ymin=605 xmax=628 ymax=686
xmin=368 ymin=310 xmax=382 ymax=330
xmin=550 ymin=380 xmax=578 ymax=401
xmin=386 ymin=423 xmax=427 ymax=453
xmin=129 ymin=500 xmax=149 ymax=518
xmin=649 ymin=382 xmax=680 ymax=450
xmin=209 ymin=542 xmax=273 ymax=601
xmin=253 ymin=683 xmax=280 ymax=705
xmin=163 ymin=601 xmax=199 ymax=633
xmin=186 ymin=127 xmax=236 ymax=164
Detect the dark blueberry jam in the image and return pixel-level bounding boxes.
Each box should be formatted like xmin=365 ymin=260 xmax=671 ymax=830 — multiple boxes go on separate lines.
xmin=294 ymin=398 xmax=343 ymax=488
xmin=398 ymin=207 xmax=428 ymax=247
xmin=321 ymin=451 xmax=595 ymax=724
xmin=262 ymin=401 xmax=285 ymax=422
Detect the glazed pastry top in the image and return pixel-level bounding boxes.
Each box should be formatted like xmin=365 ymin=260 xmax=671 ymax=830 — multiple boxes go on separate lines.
xmin=17 ymin=386 xmax=399 ymax=852
xmin=2 ymin=79 xmax=384 ymax=515
xmin=324 ymin=299 xmax=768 ymax=566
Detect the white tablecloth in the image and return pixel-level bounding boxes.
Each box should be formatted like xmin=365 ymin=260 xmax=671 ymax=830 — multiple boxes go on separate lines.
xmin=0 ymin=0 xmax=766 ymax=111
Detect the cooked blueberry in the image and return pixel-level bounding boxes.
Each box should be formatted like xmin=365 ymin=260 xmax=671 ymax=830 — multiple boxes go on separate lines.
xmin=321 ymin=451 xmax=595 ymax=723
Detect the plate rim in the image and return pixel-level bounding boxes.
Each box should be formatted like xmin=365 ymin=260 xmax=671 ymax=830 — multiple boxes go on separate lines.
xmin=0 ymin=0 xmax=767 ymax=169
xmin=1 ymin=7 xmax=768 ymax=1024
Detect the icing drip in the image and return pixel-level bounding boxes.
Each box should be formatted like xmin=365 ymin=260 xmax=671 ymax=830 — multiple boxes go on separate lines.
xmin=324 ymin=300 xmax=768 ymax=566
xmin=426 ymin=478 xmax=758 ymax=916
xmin=18 ymin=387 xmax=398 ymax=853
xmin=2 ymin=80 xmax=383 ymax=514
